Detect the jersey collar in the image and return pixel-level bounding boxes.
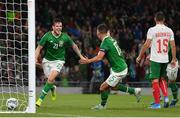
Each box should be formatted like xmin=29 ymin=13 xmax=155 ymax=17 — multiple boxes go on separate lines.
xmin=156 ymin=24 xmax=165 ymax=27
xmin=51 ymin=31 xmax=62 ymax=38
xmin=102 ymin=35 xmax=109 ymax=41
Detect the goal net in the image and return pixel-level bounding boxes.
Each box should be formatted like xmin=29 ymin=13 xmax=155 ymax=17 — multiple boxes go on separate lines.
xmin=0 ymin=0 xmax=35 ymax=113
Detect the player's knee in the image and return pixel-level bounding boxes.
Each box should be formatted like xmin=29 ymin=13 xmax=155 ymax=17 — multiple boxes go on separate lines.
xmin=152 ymin=79 xmax=159 ymax=83
xmin=99 ymin=84 xmax=106 ymax=91
xmin=47 ymin=78 xmax=54 ymax=83
xmin=99 ymin=86 xmax=104 ymax=92
xmin=99 ymin=83 xmax=109 ymax=91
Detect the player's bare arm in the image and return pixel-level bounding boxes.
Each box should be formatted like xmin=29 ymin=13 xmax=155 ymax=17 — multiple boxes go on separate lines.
xmin=170 ymin=40 xmax=176 ymax=66
xmin=35 ymin=45 xmax=43 ymax=64
xmin=136 ymin=39 xmax=151 ymax=64
xmin=72 ymin=43 xmax=86 ymax=60
xmin=79 ymin=51 xmax=105 ymax=64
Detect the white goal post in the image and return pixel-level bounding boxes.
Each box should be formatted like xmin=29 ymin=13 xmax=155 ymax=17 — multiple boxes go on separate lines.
xmin=0 ymin=0 xmax=35 ymax=113
xmin=27 ymin=0 xmax=35 ymax=113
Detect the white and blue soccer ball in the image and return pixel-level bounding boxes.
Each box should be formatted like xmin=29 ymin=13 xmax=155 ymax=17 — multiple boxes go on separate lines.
xmin=6 ymin=98 xmax=18 ymax=110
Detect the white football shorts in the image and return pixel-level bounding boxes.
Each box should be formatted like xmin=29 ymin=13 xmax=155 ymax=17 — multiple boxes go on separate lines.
xmin=106 ymin=68 xmax=128 ymax=87
xmin=42 ymin=58 xmax=65 ymax=78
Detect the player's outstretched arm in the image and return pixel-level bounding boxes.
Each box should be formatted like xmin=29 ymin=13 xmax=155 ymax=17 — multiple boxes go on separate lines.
xmin=72 ymin=43 xmax=86 ymax=60
xmin=79 ymin=51 xmax=105 ymax=64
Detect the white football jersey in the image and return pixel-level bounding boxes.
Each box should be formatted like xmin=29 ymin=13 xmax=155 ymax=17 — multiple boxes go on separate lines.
xmin=147 ymin=24 xmax=174 ymax=63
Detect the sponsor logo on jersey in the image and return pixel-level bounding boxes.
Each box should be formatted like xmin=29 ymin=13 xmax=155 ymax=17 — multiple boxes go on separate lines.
xmin=59 ymin=41 xmax=64 ymax=47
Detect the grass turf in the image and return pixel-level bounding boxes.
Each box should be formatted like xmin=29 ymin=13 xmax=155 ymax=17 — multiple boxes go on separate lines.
xmin=1 ymin=94 xmax=180 ymax=117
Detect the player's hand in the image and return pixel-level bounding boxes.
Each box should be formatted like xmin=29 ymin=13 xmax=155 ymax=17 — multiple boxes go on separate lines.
xmin=36 ymin=62 xmax=43 ymax=69
xmin=144 ymin=54 xmax=150 ymax=66
xmin=80 ymin=55 xmax=87 ymax=61
xmin=170 ymin=59 xmax=176 ymax=68
xmin=136 ymin=56 xmax=141 ymax=64
xmin=36 ymin=57 xmax=43 ymax=69
xmin=79 ymin=57 xmax=89 ymax=64
xmin=36 ymin=56 xmax=42 ymax=64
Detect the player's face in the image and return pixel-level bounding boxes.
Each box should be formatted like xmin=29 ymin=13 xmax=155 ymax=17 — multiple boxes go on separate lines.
xmin=52 ymin=22 xmax=62 ymax=35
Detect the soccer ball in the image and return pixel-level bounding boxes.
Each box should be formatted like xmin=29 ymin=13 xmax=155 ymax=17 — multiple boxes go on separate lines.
xmin=166 ymin=61 xmax=179 ymax=81
xmin=6 ymin=98 xmax=18 ymax=110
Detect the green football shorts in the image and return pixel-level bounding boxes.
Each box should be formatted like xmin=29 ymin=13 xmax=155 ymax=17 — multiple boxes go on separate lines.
xmin=149 ymin=61 xmax=168 ymax=80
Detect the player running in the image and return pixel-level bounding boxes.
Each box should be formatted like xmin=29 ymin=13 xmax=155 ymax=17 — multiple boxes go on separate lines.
xmin=36 ymin=18 xmax=85 ymax=107
xmin=79 ymin=23 xmax=141 ymax=110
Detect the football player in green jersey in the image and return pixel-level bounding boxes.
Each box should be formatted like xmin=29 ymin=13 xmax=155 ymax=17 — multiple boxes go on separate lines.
xmin=79 ymin=24 xmax=141 ymax=110
xmin=166 ymin=45 xmax=179 ymax=107
xmin=36 ymin=18 xmax=85 ymax=107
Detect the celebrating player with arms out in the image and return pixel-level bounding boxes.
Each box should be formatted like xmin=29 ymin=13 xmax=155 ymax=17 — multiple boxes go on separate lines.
xmin=136 ymin=12 xmax=176 ymax=109
xmin=80 ymin=24 xmax=141 ymax=110
xmin=36 ymin=18 xmax=85 ymax=107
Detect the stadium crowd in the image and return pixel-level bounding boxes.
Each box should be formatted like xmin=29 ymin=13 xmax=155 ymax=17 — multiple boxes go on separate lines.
xmin=35 ymin=0 xmax=180 ymax=87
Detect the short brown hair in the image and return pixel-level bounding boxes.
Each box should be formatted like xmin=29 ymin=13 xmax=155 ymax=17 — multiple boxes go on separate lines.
xmin=97 ymin=24 xmax=108 ymax=34
xmin=52 ymin=18 xmax=62 ymax=25
xmin=155 ymin=11 xmax=165 ymax=22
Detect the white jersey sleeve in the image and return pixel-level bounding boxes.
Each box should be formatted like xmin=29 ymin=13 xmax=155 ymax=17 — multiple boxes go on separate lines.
xmin=169 ymin=29 xmax=174 ymax=41
xmin=147 ymin=28 xmax=153 ymax=39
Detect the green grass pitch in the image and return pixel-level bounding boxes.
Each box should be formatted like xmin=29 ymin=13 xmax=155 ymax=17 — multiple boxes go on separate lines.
xmin=1 ymin=94 xmax=180 ymax=117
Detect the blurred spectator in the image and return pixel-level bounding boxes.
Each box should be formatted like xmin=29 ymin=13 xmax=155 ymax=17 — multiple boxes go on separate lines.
xmin=89 ymin=50 xmax=105 ymax=93
xmin=69 ymin=65 xmax=83 ymax=86
xmin=35 ymin=0 xmax=180 ymax=83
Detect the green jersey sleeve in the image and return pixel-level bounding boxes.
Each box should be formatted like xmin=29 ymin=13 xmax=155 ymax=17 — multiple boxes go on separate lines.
xmin=38 ymin=32 xmax=49 ymax=46
xmin=64 ymin=34 xmax=74 ymax=47
xmin=100 ymin=40 xmax=109 ymax=53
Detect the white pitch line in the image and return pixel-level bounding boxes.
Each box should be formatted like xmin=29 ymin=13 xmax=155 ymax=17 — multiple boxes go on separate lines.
xmin=37 ymin=112 xmax=87 ymax=117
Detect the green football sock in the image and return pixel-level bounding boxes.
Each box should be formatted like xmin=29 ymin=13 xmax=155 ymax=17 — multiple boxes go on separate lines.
xmin=117 ymin=84 xmax=135 ymax=94
xmin=101 ymin=91 xmax=110 ymax=106
xmin=169 ymin=83 xmax=178 ymax=100
xmin=39 ymin=82 xmax=54 ymax=101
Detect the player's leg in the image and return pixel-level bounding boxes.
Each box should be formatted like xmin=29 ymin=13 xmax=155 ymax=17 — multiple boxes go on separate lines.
xmin=167 ymin=61 xmax=179 ymax=107
xmin=149 ymin=61 xmax=161 ymax=109
xmin=91 ymin=82 xmax=110 ymax=110
xmin=100 ymin=82 xmax=110 ymax=107
xmin=36 ymin=70 xmax=59 ymax=107
xmin=159 ymin=63 xmax=169 ymax=108
xmin=50 ymin=84 xmax=57 ymax=101
xmin=36 ymin=60 xmax=64 ymax=107
xmin=92 ymin=68 xmax=125 ymax=110
xmin=169 ymin=80 xmax=179 ymax=107
xmin=111 ymin=68 xmax=141 ymax=102
xmin=115 ymin=84 xmax=135 ymax=94
xmin=92 ymin=69 xmax=123 ymax=110
xmin=159 ymin=78 xmax=169 ymax=108
xmin=49 ymin=61 xmax=64 ymax=101
xmin=113 ymin=84 xmax=141 ymax=102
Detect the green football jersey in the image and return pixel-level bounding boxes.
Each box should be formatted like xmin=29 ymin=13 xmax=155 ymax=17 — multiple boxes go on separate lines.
xmin=100 ymin=36 xmax=127 ymax=72
xmin=38 ymin=31 xmax=74 ymax=61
